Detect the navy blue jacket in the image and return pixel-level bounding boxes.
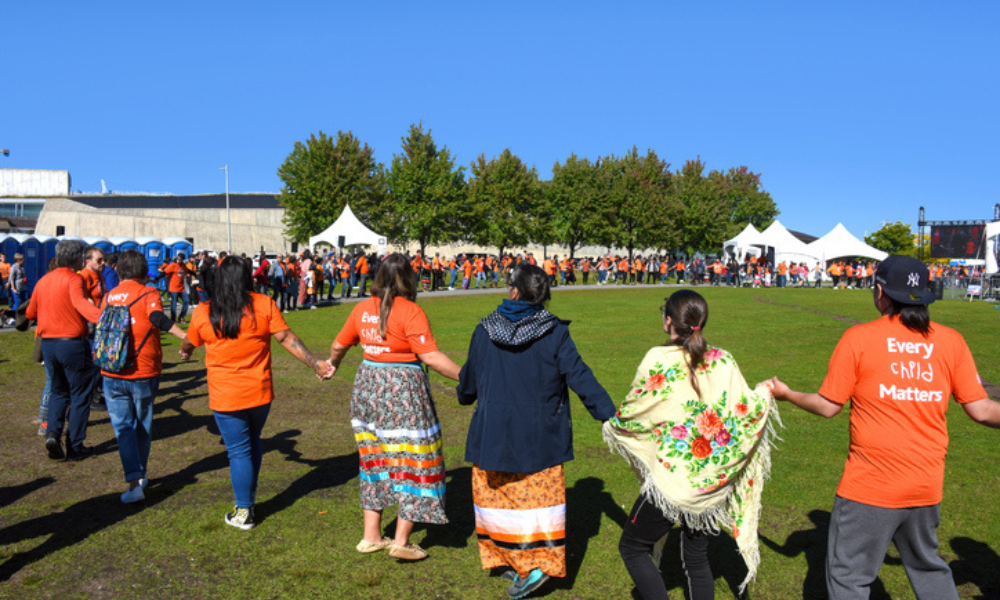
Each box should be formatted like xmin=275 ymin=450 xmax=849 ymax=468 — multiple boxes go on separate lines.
xmin=456 ymin=318 xmax=616 ymax=474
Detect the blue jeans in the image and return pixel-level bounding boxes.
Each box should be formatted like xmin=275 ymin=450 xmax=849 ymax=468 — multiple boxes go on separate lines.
xmin=169 ymin=291 xmax=189 ymax=321
xmin=39 ymin=372 xmax=52 ymax=422
xmin=475 ymin=272 xmax=486 ymax=288
xmin=214 ymin=403 xmax=271 ymax=508
xmin=43 ymin=337 xmax=97 ymax=452
xmin=11 ymin=288 xmax=25 ymax=312
xmin=105 ymin=376 xmax=159 ymax=482
xmin=449 ymin=269 xmax=458 ymax=287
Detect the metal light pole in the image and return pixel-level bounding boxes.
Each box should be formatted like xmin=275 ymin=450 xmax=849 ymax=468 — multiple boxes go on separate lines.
xmin=220 ymin=165 xmax=230 ymax=252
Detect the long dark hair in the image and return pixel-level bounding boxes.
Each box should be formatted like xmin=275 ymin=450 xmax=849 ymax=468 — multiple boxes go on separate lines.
xmin=663 ymin=289 xmax=709 ymax=398
xmin=209 ymin=256 xmax=255 ymax=339
xmin=510 ymin=263 xmax=551 ymax=305
xmin=370 ymin=253 xmax=417 ymax=339
xmin=881 ymin=295 xmax=932 ymax=337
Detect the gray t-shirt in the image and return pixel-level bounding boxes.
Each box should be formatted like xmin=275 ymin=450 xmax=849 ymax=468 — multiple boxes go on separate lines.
xmin=9 ymin=263 xmax=26 ymax=292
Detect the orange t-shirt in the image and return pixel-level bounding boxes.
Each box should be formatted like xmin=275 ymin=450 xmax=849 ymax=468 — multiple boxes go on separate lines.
xmin=0 ymin=261 xmax=10 ymax=279
xmin=163 ymin=262 xmax=186 ymax=293
xmin=186 ymin=293 xmax=290 ymax=412
xmin=335 ymin=296 xmax=438 ymax=363
xmin=357 ymin=256 xmax=369 ymax=274
xmin=474 ymin=258 xmax=485 ymax=273
xmin=818 ymin=315 xmax=987 ymax=508
xmin=462 ymin=260 xmax=473 ymax=277
xmin=542 ymin=259 xmax=555 ymax=276
xmin=26 ymin=268 xmax=103 ymax=338
xmin=101 ymin=280 xmax=166 ymax=379
xmin=81 ymin=268 xmax=105 ymax=305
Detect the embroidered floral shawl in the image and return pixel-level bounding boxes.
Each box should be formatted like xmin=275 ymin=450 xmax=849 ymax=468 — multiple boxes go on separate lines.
xmin=603 ymin=345 xmax=780 ymax=592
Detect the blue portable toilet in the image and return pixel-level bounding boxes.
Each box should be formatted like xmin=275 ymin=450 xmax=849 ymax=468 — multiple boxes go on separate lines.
xmin=109 ymin=236 xmax=138 ymax=253
xmin=136 ymin=236 xmax=166 ymax=288
xmin=23 ymin=234 xmax=59 ymax=294
xmin=1 ymin=233 xmax=26 ymax=267
xmin=38 ymin=235 xmax=59 ymax=278
xmin=83 ymin=235 xmax=114 ymax=255
xmin=162 ymin=237 xmax=194 ymax=261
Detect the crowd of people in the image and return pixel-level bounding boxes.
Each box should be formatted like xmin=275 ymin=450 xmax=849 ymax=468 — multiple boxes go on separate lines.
xmin=10 ymin=237 xmax=1000 ymax=600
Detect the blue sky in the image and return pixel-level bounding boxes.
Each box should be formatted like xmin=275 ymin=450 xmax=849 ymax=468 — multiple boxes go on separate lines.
xmin=2 ymin=1 xmax=997 ymax=239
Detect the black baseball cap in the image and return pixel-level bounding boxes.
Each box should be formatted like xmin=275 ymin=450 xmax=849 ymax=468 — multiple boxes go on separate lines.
xmin=874 ymin=255 xmax=935 ymax=306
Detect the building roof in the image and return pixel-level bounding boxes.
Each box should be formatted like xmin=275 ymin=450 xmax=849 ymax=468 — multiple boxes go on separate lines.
xmin=69 ymin=193 xmax=282 ymax=210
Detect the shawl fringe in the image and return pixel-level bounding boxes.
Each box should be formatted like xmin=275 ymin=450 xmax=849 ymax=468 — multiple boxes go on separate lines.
xmin=604 ymin=393 xmax=783 ymax=594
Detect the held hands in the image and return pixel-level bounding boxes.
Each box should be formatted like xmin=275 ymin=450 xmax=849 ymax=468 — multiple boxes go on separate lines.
xmin=314 ymin=359 xmax=335 ymax=380
xmin=767 ymin=377 xmax=790 ymax=400
xmin=179 ymin=349 xmax=192 ymax=361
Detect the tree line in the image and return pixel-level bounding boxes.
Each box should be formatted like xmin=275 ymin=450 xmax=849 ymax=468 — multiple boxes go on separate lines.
xmin=277 ymin=124 xmax=780 ymax=259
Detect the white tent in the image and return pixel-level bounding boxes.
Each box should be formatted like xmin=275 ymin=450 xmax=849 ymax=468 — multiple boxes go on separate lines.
xmin=807 ymin=223 xmax=888 ymax=263
xmin=984 ymin=220 xmax=1000 ymax=274
xmin=308 ymin=204 xmax=386 ymax=251
xmin=758 ymin=220 xmax=819 ymax=264
xmin=723 ymin=223 xmax=767 ymax=260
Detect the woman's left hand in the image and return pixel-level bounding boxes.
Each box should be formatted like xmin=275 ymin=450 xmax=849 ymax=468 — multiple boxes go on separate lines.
xmin=315 ymin=359 xmax=335 ymax=380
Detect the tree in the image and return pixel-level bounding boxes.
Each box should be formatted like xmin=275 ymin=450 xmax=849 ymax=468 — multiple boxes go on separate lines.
xmin=546 ymin=154 xmax=604 ymax=258
xmin=385 ymin=124 xmax=465 ymax=257
xmin=673 ymin=159 xmax=730 ymax=256
xmin=712 ymin=166 xmax=779 ymax=238
xmin=598 ymin=148 xmax=676 ymax=260
xmin=464 ymin=149 xmax=540 ymax=258
xmin=865 ymin=221 xmax=917 ymax=256
xmin=277 ymin=131 xmax=387 ymax=245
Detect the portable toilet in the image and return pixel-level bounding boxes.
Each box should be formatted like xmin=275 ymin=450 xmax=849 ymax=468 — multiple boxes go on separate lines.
xmin=83 ymin=235 xmax=114 ymax=255
xmin=1 ymin=233 xmax=28 ymax=265
xmin=109 ymin=236 xmax=138 ymax=253
xmin=23 ymin=234 xmax=58 ymax=294
xmin=136 ymin=236 xmax=166 ymax=287
xmin=39 ymin=235 xmax=60 ymax=277
xmin=163 ymin=237 xmax=194 ymax=261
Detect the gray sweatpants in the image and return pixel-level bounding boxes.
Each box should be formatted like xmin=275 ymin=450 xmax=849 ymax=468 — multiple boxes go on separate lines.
xmin=827 ymin=495 xmax=958 ymax=600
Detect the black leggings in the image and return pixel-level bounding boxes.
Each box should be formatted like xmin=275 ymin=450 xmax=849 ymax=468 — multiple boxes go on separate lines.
xmin=619 ymin=494 xmax=714 ymax=600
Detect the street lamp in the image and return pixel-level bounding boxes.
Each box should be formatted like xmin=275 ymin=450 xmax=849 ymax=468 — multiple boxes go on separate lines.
xmin=220 ymin=165 xmax=230 ymax=252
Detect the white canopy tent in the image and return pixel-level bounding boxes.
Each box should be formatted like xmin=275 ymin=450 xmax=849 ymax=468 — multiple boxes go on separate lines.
xmin=308 ymin=204 xmax=386 ymax=252
xmin=984 ymin=220 xmax=1000 ymax=274
xmin=807 ymin=223 xmax=888 ymax=263
xmin=758 ymin=220 xmax=820 ymax=265
xmin=723 ymin=223 xmax=767 ymax=261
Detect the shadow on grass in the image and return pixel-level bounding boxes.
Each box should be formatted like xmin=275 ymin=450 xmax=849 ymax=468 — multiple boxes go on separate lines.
xmin=404 ymin=466 xmax=475 ymax=550
xmin=760 ymin=509 xmax=896 ymax=600
xmin=0 ymin=477 xmax=55 ymax=509
xmin=0 ymin=449 xmax=229 ymax=583
xmin=254 ymin=429 xmax=360 ymax=523
xmin=950 ymin=536 xmax=1000 ymax=600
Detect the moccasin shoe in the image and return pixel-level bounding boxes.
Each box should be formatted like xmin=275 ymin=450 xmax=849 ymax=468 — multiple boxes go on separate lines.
xmin=355 ymin=537 xmax=392 ymax=554
xmin=388 ymin=543 xmax=428 ymax=561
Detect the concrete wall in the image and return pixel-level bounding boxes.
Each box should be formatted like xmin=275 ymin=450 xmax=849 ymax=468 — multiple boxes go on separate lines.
xmin=35 ymin=197 xmax=293 ymax=253
xmin=0 ymin=169 xmax=70 ymax=196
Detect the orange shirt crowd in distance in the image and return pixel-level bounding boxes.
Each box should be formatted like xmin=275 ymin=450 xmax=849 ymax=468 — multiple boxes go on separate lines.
xmin=335 ymin=296 xmax=438 ymax=363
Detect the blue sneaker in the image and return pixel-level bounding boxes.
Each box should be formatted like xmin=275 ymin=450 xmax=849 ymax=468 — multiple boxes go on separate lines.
xmin=506 ymin=568 xmax=549 ymax=599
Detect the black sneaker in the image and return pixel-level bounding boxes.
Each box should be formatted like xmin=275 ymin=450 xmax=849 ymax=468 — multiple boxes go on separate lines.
xmin=225 ymin=506 xmax=255 ymax=530
xmin=507 ymin=569 xmax=549 ymax=599
xmin=65 ymin=445 xmax=95 ymax=461
xmin=45 ymin=435 xmax=64 ymax=460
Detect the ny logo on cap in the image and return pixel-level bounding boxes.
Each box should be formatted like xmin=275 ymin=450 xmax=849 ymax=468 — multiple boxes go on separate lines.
xmin=907 ymin=273 xmax=920 ymax=287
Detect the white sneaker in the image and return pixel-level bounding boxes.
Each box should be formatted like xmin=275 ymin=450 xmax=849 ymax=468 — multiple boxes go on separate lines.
xmin=121 ymin=486 xmax=145 ymax=504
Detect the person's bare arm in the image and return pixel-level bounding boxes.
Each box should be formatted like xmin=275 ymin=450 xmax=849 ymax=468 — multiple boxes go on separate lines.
xmin=273 ymin=329 xmax=333 ymax=379
xmin=769 ymin=377 xmax=843 ymax=418
xmin=963 ymin=398 xmax=1000 ymax=428
xmin=418 ymin=350 xmax=461 ymax=381
xmin=328 ymin=340 xmax=351 ymax=376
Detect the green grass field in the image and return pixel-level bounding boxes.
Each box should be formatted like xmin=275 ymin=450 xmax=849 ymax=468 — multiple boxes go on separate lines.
xmin=2 ymin=286 xmax=998 ymax=600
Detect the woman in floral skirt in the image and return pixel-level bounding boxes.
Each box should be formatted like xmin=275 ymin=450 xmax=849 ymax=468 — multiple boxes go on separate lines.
xmin=328 ymin=253 xmax=461 ymax=561
xmin=604 ymin=290 xmax=780 ymax=600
